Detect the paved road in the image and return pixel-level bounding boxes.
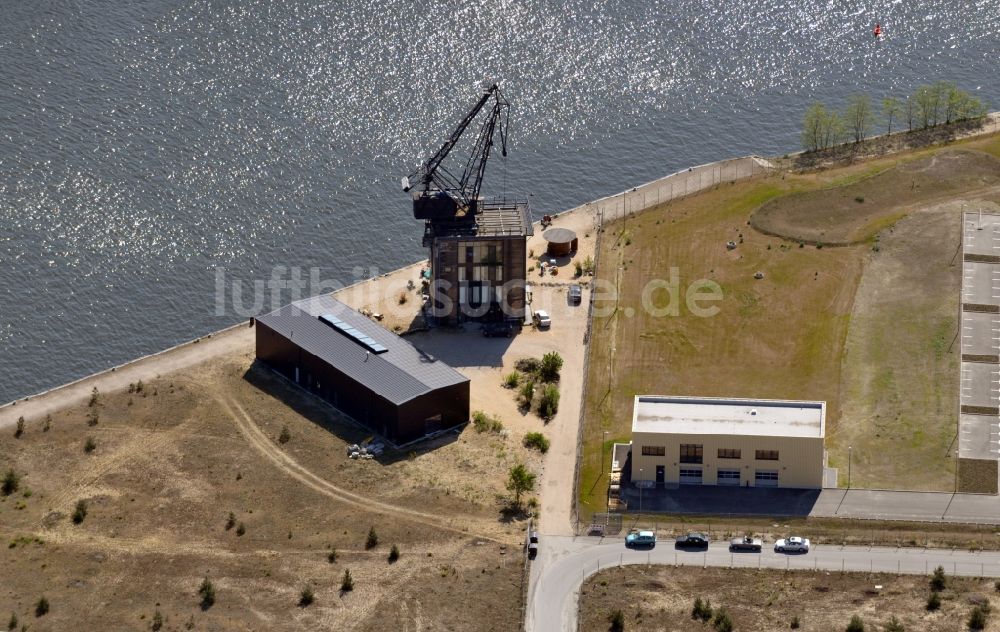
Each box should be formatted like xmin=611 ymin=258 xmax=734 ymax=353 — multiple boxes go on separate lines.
xmin=526 ymin=535 xmax=1000 ymax=632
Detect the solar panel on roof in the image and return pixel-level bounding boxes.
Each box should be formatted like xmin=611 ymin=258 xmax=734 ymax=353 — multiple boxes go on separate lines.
xmin=316 ymin=314 xmax=389 ymax=354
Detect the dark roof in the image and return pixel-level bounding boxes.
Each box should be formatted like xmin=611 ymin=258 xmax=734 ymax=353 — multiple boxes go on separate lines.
xmin=256 ymin=295 xmax=468 ymax=405
xmin=543 ymin=227 xmax=577 ymax=244
xmin=423 ymin=199 xmax=533 ymax=240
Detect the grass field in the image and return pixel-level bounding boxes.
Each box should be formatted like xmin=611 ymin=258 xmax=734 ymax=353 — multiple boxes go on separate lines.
xmin=580 ymin=566 xmax=997 ymax=632
xmin=579 ymin=135 xmax=1000 ymax=515
xmin=0 ymin=350 xmax=532 ymax=631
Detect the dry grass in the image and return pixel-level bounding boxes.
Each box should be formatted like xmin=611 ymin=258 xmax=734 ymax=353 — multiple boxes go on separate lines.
xmin=581 ymin=565 xmax=998 ymax=632
xmin=0 ymin=349 xmax=531 ymax=631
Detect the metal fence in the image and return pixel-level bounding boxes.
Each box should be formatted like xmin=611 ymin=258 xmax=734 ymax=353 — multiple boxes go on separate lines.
xmin=561 ymin=155 xmax=772 ymax=228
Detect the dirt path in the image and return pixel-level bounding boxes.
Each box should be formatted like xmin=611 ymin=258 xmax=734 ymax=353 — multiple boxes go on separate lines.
xmin=217 ymin=394 xmax=495 ymax=540
xmin=0 ymin=324 xmax=254 ymax=429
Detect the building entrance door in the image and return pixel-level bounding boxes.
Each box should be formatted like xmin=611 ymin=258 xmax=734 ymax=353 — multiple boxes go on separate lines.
xmin=655 ymin=466 xmax=665 ymax=485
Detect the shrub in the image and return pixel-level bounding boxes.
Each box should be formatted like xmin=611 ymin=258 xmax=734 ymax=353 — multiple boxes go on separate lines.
xmin=388 ymin=544 xmax=400 ymax=563
xmin=518 ymin=382 xmax=535 ymax=409
xmin=198 ymin=578 xmax=215 ymax=609
xmin=538 ymin=384 xmax=560 ymax=420
xmin=14 ymin=417 xmax=24 ymax=438
xmin=328 ymin=548 xmax=338 ymax=563
xmin=341 ymin=569 xmax=354 ymax=592
xmin=790 ymin=615 xmax=800 ymax=629
xmin=506 ymin=463 xmax=536 ymax=507
xmin=151 ymin=609 xmax=163 ymax=630
xmin=846 ymin=614 xmax=864 ymax=632
xmin=43 ymin=414 xmax=51 ymax=432
xmin=87 ymin=411 xmax=99 ymax=427
xmin=278 ymin=425 xmax=291 ymax=444
xmin=225 ymin=512 xmax=236 ymax=530
xmin=574 ymin=260 xmax=583 ymax=277
xmin=927 ymin=591 xmax=941 ymax=611
xmin=539 ymin=352 xmax=563 ymax=382
xmin=299 ymin=585 xmax=314 ymax=607
xmin=523 ymin=432 xmax=550 ymax=453
xmin=398 ymin=292 xmax=407 ymax=305
xmin=514 ymin=358 xmax=541 ymax=374
xmin=365 ymin=526 xmax=379 ymax=550
xmin=582 ymin=255 xmax=595 ymax=275
xmin=884 ymin=615 xmax=904 ymax=632
xmin=89 ymin=387 xmax=99 ymax=407
xmin=969 ymin=605 xmax=988 ymax=631
xmin=692 ymin=597 xmax=713 ymax=623
xmin=84 ymin=437 xmax=97 ymax=453
xmin=135 ymin=380 xmax=144 ymax=393
xmin=609 ymin=608 xmax=625 ymax=632
xmin=8 ymin=612 xmax=16 ymax=630
xmin=472 ymin=410 xmax=503 ymax=434
xmin=71 ymin=500 xmax=88 ymax=524
xmin=35 ymin=596 xmax=49 ymax=617
xmin=236 ymin=522 xmax=246 ymax=536
xmin=503 ymin=371 xmax=520 ymax=389
xmin=931 ymin=565 xmax=946 ymax=591
xmin=713 ymin=608 xmax=733 ymax=632
xmin=2 ymin=469 xmax=20 ymax=496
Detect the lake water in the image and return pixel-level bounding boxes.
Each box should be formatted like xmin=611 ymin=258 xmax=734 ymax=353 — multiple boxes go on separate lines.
xmin=1 ymin=0 xmax=999 ymax=402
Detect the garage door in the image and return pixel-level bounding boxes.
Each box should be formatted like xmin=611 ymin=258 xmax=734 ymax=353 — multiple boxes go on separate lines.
xmin=679 ymin=468 xmax=703 ymax=485
xmin=755 ymin=470 xmax=779 ymax=487
xmin=717 ymin=469 xmax=741 ymax=486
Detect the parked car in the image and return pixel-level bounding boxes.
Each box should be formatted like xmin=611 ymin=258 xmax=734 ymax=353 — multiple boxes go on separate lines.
xmin=674 ymin=532 xmax=709 ymax=549
xmin=568 ymin=284 xmax=582 ymax=305
xmin=625 ymin=530 xmax=656 ymax=548
xmin=527 ymin=530 xmax=539 ymax=559
xmin=533 ymin=310 xmax=551 ymax=329
xmin=728 ymin=535 xmax=763 ymax=552
xmin=774 ymin=536 xmax=810 ymax=553
xmin=482 ymin=321 xmax=513 ymax=338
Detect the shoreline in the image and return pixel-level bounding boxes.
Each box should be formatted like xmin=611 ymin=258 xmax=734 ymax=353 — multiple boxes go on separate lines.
xmin=3 ymin=113 xmax=999 ymax=424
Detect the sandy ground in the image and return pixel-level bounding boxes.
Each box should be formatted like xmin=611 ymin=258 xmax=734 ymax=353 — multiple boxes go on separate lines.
xmin=580 ymin=565 xmax=1000 ymax=632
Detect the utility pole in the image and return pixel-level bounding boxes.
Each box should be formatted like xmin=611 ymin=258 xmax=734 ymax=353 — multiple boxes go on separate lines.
xmin=847 ymin=445 xmax=852 ymax=489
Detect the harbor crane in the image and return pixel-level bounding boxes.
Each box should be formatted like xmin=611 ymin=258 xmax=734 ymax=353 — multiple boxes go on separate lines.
xmin=402 ymin=83 xmax=509 ymax=220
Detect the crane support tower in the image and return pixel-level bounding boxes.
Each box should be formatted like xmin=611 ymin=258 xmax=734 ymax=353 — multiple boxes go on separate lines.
xmin=404 ymin=83 xmax=533 ymax=326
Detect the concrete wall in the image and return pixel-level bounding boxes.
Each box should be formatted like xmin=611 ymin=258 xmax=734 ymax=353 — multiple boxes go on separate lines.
xmin=631 ymin=431 xmax=824 ymax=489
xmin=958 ymin=457 xmax=999 ymax=494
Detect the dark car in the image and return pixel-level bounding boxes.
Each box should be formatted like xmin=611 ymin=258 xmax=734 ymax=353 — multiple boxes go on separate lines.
xmin=482 ymin=322 xmax=513 ymax=338
xmin=568 ymin=284 xmax=583 ymax=305
xmin=527 ymin=530 xmax=539 ymax=559
xmin=675 ymin=532 xmax=710 ymax=549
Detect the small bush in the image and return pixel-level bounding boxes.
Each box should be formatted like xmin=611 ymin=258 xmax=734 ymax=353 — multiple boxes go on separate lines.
xmin=854 ymin=196 xmax=865 ymax=203
xmin=539 ymin=352 xmax=563 ymax=382
xmin=151 ymin=609 xmax=163 ymax=631
xmin=8 ymin=612 xmax=17 ymax=630
xmin=87 ymin=411 xmax=99 ymax=427
xmin=43 ymin=414 xmax=51 ymax=432
xmin=790 ymin=615 xmax=800 ymax=629
xmin=365 ymin=526 xmax=379 ymax=550
xmin=2 ymin=469 xmax=20 ymax=496
xmin=398 ymin=292 xmax=408 ymax=305
xmin=582 ymin=255 xmax=595 ymax=275
xmin=514 ymin=358 xmax=541 ymax=374
xmin=14 ymin=417 xmax=24 ymax=438
xmin=299 ymin=585 xmax=314 ymax=607
xmin=35 ymin=596 xmax=49 ymax=617
xmin=71 ymin=500 xmax=88 ymax=524
xmin=198 ymin=577 xmax=215 ymax=609
xmin=278 ymin=425 xmax=291 ymax=444
xmin=135 ymin=380 xmax=144 ymax=393
xmin=225 ymin=512 xmax=236 ymax=530
xmin=609 ymin=608 xmax=625 ymax=632
xmin=931 ymin=565 xmax=947 ymax=591
xmin=388 ymin=544 xmax=400 ymax=563
xmin=969 ymin=605 xmax=988 ymax=631
xmin=713 ymin=609 xmax=733 ymax=632
xmin=927 ymin=591 xmax=941 ymax=611
xmin=846 ymin=614 xmax=864 ymax=632
xmin=538 ymin=384 xmax=560 ymax=420
xmin=884 ymin=615 xmax=904 ymax=632
xmin=341 ymin=569 xmax=354 ymax=592
xmin=236 ymin=522 xmax=246 ymax=536
xmin=692 ymin=597 xmax=713 ymax=623
xmin=574 ymin=260 xmax=583 ymax=277
xmin=84 ymin=437 xmax=97 ymax=453
xmin=503 ymin=372 xmax=520 ymax=389
xmin=472 ymin=410 xmax=503 ymax=434
xmin=89 ymin=387 xmax=99 ymax=407
xmin=523 ymin=432 xmax=550 ymax=453
xmin=519 ymin=382 xmax=535 ymax=409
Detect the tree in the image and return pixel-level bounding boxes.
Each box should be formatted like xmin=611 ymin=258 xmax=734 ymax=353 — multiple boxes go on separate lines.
xmin=278 ymin=425 xmax=291 ymax=444
xmin=539 ymin=384 xmax=560 ymax=420
xmin=882 ymin=97 xmax=902 ymax=135
xmin=8 ymin=612 xmax=17 ymax=630
xmin=365 ymin=526 xmax=379 ymax=550
xmin=926 ymin=591 xmax=941 ymax=611
xmin=14 ymin=417 xmax=24 ymax=438
xmin=299 ymin=585 xmax=315 ymax=607
xmin=904 ymin=96 xmax=916 ymax=131
xmin=506 ymin=463 xmax=536 ymax=507
xmin=519 ymin=381 xmax=535 ymax=410
xmin=341 ymin=569 xmax=354 ymax=592
xmin=151 ymin=609 xmax=163 ymax=631
xmin=540 ymin=352 xmax=564 ymax=382
xmin=71 ymin=500 xmax=88 ymax=524
xmin=1 ymin=469 xmax=20 ymax=496
xmin=884 ymin=615 xmax=905 ymax=632
xmin=844 ymin=94 xmax=873 ymax=143
xmin=35 ymin=596 xmax=49 ymax=617
xmin=198 ymin=577 xmax=215 ymax=609
xmin=969 ymin=605 xmax=988 ymax=631
xmin=802 ymin=103 xmax=828 ymax=151
xmin=609 ymin=608 xmax=625 ymax=632
xmin=930 ymin=565 xmax=946 ymax=591
xmin=713 ymin=609 xmax=734 ymax=632
xmin=846 ymin=614 xmax=864 ymax=632
xmin=388 ymin=543 xmax=400 ymax=562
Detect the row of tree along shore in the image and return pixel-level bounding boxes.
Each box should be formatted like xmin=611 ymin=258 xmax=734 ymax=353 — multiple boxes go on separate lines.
xmin=801 ymin=82 xmax=989 ymax=152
